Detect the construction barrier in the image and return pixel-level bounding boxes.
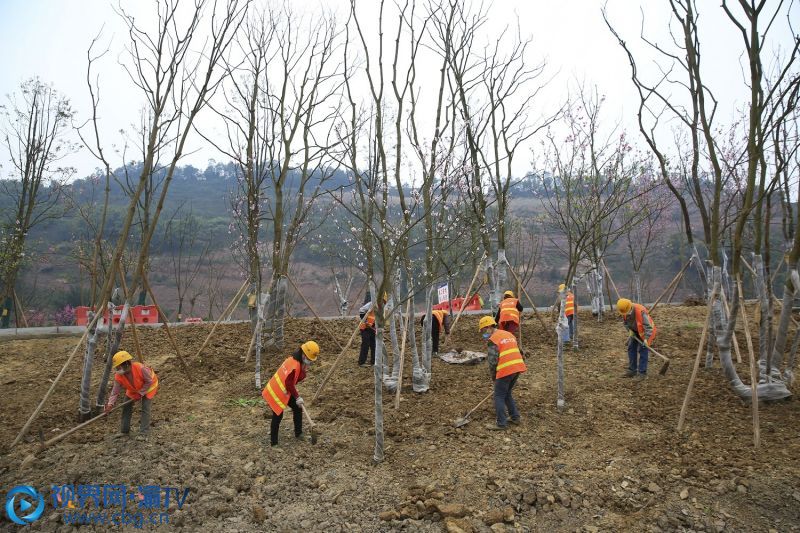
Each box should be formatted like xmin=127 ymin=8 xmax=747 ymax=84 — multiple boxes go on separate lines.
xmin=131 ymin=305 xmax=158 ymax=324
xmin=75 ymin=305 xmax=160 ymax=326
xmin=433 ymin=295 xmax=482 ymax=312
xmin=184 ymin=317 xmax=204 ymax=324
xmin=74 ymin=306 xmax=93 ymax=326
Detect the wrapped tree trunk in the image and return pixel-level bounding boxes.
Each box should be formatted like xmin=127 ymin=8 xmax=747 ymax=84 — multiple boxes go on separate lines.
xmin=79 ymin=313 xmax=100 ymax=421
xmin=371 ymin=281 xmax=385 ymax=463
xmin=484 ymin=255 xmax=499 ymax=310
xmin=254 ymin=293 xmax=269 ymax=390
xmin=768 ymin=268 xmax=798 ymax=382
xmin=265 ymin=276 xmax=288 ymax=349
xmin=572 ymin=282 xmax=580 ymax=351
xmin=496 ymin=249 xmax=508 ymax=297
xmin=633 ymin=271 xmax=642 ymax=304
xmin=754 ymin=255 xmax=779 ymax=381
xmin=556 ymin=289 xmax=568 ymax=409
xmin=714 ymin=266 xmax=791 ymax=401
xmin=413 ymin=285 xmax=433 ymax=392
xmin=95 ymin=303 xmax=115 ymax=409
xmin=705 ymin=265 xmax=716 ymax=369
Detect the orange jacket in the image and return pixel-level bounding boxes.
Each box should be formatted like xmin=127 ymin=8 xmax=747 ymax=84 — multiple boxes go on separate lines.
xmin=263 ymin=356 xmax=304 ymax=416
xmin=624 ymin=303 xmax=657 ymax=344
xmin=114 ymin=362 xmax=159 ymax=401
xmin=498 ymin=298 xmax=521 ymax=325
xmin=488 ymin=329 xmax=527 ymax=379
xmin=565 ymin=292 xmax=575 ymax=317
xmin=359 ymin=310 xmax=375 ymax=331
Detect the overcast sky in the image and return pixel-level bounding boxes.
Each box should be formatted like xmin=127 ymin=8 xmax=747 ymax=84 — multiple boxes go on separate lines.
xmin=0 ymin=0 xmax=796 ymax=180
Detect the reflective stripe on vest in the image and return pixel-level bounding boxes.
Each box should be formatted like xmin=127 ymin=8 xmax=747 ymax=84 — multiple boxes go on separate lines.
xmin=489 ymin=329 xmax=527 ymax=379
xmin=498 ymin=298 xmax=520 ymax=324
xmin=359 ymin=311 xmax=375 ymax=331
xmin=565 ymin=293 xmax=574 ymax=316
xmin=262 ymin=357 xmax=301 ymax=416
xmin=114 ymin=362 xmax=159 ymax=400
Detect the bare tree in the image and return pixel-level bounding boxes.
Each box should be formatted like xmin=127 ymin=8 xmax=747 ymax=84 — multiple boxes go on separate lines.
xmin=0 ymin=78 xmax=76 ymax=324
xmin=164 ymin=207 xmax=212 ymax=320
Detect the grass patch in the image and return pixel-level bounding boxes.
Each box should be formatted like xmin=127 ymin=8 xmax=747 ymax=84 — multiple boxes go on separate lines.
xmin=226 ymin=397 xmax=264 ymax=408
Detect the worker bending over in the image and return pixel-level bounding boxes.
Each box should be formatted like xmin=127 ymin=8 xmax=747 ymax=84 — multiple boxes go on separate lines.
xmin=104 ymin=351 xmax=159 ymax=440
xmin=617 ymin=298 xmax=657 ymax=379
xmin=479 ymin=316 xmax=527 ymax=430
xmin=421 ymin=309 xmax=451 ymax=356
xmin=263 ymin=341 xmax=320 ymax=447
xmin=495 ymin=290 xmax=523 ymax=336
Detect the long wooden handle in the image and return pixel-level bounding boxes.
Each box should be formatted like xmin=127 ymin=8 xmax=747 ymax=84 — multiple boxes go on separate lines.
xmin=631 ymin=335 xmax=669 ymax=362
xmin=40 ymin=400 xmax=133 ymax=450
xmin=300 ymin=404 xmax=315 ymax=428
xmin=465 ymin=390 xmax=494 ymax=418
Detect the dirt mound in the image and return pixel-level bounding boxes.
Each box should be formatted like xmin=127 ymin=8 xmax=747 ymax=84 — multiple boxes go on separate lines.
xmin=1 ymin=307 xmax=798 ymax=532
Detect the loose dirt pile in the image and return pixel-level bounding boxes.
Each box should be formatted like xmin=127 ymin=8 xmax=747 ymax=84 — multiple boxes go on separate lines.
xmin=1 ymin=306 xmax=798 ymax=532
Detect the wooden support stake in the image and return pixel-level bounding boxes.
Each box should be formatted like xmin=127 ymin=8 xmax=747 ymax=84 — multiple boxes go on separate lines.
xmin=677 ymin=284 xmax=718 ymax=432
xmin=143 ymin=276 xmax=193 ymax=382
xmin=37 ymin=400 xmax=133 ymax=452
xmin=288 ymin=276 xmax=344 ymax=350
xmin=448 ymin=253 xmax=485 ymax=336
xmin=507 ymin=265 xmax=548 ymax=331
xmin=394 ymin=297 xmax=413 ymax=410
xmin=719 ymin=288 xmax=743 ymax=364
xmin=11 ymin=311 xmax=104 ymax=448
xmin=116 ymin=266 xmax=144 ymax=364
xmin=601 ymin=259 xmax=621 ymax=301
xmin=517 ymin=275 xmax=523 ymax=351
xmin=193 ymin=280 xmax=248 ymax=361
xmin=222 ymin=282 xmax=248 ymax=321
xmin=649 ymin=259 xmax=691 ymax=313
xmin=737 ymin=275 xmax=760 ymax=449
xmin=12 ymin=289 xmax=28 ymax=328
xmin=311 ymin=316 xmax=366 ymax=406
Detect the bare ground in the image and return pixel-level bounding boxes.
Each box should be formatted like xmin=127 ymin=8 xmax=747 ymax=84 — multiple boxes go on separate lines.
xmin=1 ymin=305 xmax=798 ymax=532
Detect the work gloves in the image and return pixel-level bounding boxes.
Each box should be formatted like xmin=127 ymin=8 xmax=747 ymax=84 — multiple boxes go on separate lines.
xmin=295 ymin=397 xmax=305 ymax=408
xmin=104 ymin=402 xmax=112 ymax=414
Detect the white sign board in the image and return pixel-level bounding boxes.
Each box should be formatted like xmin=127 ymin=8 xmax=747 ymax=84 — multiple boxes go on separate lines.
xmin=437 ymin=283 xmax=449 ymax=304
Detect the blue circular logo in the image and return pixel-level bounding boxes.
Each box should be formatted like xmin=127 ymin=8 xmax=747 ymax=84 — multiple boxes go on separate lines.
xmin=5 ymin=485 xmax=44 ymax=525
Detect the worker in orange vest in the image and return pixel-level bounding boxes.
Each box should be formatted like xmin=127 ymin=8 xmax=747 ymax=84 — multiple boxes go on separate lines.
xmin=104 ymin=351 xmax=159 ymax=440
xmin=358 ymin=301 xmax=377 ymax=367
xmin=558 ymin=284 xmax=575 ymax=341
xmin=479 ymin=316 xmax=527 ymax=430
xmin=617 ymin=298 xmax=657 ymax=378
xmin=262 ymin=341 xmax=320 ymax=447
xmin=495 ymin=290 xmax=523 ymax=336
xmin=421 ymin=309 xmax=451 ymax=356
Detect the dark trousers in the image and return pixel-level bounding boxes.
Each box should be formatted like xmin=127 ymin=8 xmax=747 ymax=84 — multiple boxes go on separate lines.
xmin=431 ymin=321 xmax=440 ymax=353
xmin=270 ymin=396 xmax=302 ymax=445
xmin=358 ymin=328 xmax=376 ymax=365
xmin=499 ymin=321 xmax=519 ymax=335
xmin=493 ymin=373 xmax=521 ymax=427
xmin=628 ymin=338 xmax=649 ymax=375
xmin=121 ymin=397 xmax=152 ymax=434
xmin=567 ymin=315 xmax=574 ymax=339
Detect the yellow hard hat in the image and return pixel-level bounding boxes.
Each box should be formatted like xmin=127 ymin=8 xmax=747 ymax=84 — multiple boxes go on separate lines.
xmin=558 ymin=283 xmax=566 ymax=292
xmin=478 ymin=316 xmax=497 ymax=330
xmin=503 ymin=290 xmax=514 ymax=298
xmin=617 ymin=298 xmax=633 ymax=315
xmin=301 ymin=341 xmax=320 ymax=361
xmin=112 ymin=351 xmax=133 ymax=368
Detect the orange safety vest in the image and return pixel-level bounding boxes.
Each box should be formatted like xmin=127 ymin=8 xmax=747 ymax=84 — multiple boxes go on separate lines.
xmin=115 ymin=362 xmax=159 ymax=400
xmin=489 ymin=329 xmax=527 ymax=379
xmin=262 ymin=357 xmax=302 ymax=416
xmin=632 ymin=303 xmax=657 ymax=344
xmin=431 ymin=309 xmax=448 ymax=329
xmin=565 ymin=293 xmax=575 ymax=317
xmin=498 ymin=298 xmax=520 ymax=325
xmin=359 ymin=310 xmax=375 ymax=331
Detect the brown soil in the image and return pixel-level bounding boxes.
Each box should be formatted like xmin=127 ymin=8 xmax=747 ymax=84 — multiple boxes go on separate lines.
xmin=1 ymin=306 xmax=798 ymax=532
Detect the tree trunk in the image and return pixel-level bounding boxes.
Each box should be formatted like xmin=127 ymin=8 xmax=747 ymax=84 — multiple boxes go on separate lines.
xmin=79 ymin=314 xmax=99 ymax=420
xmin=371 ymin=281 xmax=385 ymax=463
xmin=572 ymin=282 xmax=580 ymax=350
xmin=413 ymin=286 xmax=434 ymax=393
xmin=265 ymin=276 xmax=288 ymax=349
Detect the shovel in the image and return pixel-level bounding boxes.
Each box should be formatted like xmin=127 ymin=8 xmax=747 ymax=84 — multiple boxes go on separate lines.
xmin=453 ymin=390 xmax=494 ymax=428
xmin=632 ymin=336 xmax=670 ymax=375
xmin=299 ymin=404 xmax=318 ymax=444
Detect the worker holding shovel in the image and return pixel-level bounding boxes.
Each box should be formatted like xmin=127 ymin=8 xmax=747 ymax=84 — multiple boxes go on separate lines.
xmin=617 ymin=298 xmax=657 ymax=379
xmin=263 ymin=340 xmax=320 ymax=447
xmin=104 ymin=351 xmax=159 ymax=441
xmin=479 ymin=316 xmax=527 ymax=430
